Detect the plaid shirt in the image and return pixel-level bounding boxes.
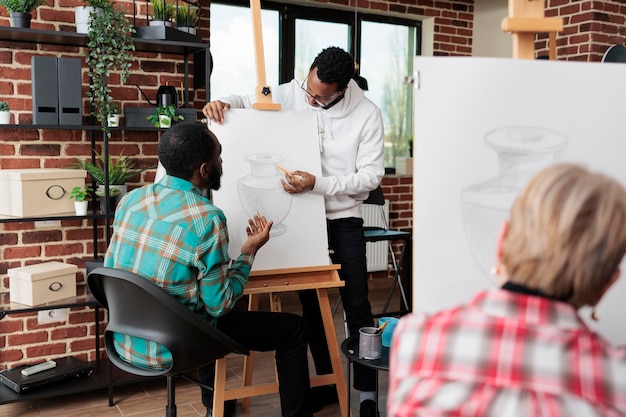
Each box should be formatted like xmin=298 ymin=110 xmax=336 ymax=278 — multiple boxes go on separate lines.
xmin=388 ymin=289 xmax=626 ymax=417
xmin=104 ymin=175 xmax=253 ymax=370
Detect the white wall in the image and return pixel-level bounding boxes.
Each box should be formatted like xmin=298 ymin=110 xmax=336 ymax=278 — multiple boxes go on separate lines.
xmin=473 ymin=0 xmax=512 ymax=58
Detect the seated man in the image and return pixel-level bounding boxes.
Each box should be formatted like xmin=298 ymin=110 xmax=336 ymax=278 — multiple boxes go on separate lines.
xmin=104 ymin=123 xmax=313 ymax=417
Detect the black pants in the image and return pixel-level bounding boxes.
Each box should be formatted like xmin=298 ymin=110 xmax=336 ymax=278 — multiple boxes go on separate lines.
xmin=299 ymin=217 xmax=377 ymax=392
xmin=198 ymin=310 xmax=312 ymax=417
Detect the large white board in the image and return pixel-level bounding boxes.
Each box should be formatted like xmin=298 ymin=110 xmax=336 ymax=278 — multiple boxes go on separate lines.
xmin=211 ymin=109 xmax=330 ymax=271
xmin=413 ymin=56 xmax=626 ymax=345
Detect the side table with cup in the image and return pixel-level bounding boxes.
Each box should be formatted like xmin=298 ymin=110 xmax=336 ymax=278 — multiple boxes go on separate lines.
xmin=340 ymin=317 xmax=399 ymax=414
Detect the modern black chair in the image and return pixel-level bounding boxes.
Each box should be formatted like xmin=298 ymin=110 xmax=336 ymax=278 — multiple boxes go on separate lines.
xmin=87 ymin=267 xmax=249 ymax=417
xmin=362 ymin=185 xmax=411 ymax=317
xmin=601 ymin=44 xmax=626 ymax=63
xmin=332 ymin=186 xmax=411 ymax=336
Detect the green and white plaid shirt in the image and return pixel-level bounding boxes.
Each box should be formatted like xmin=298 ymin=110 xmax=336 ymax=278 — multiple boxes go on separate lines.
xmin=104 ymin=175 xmax=253 ymax=370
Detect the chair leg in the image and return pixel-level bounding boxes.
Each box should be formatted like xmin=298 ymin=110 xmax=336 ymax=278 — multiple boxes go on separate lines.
xmin=166 ymin=375 xmax=177 ymax=417
xmin=382 ymin=240 xmax=410 ymax=314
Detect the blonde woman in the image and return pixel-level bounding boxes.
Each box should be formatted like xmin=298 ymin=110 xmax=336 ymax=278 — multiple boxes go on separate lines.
xmin=388 ymin=164 xmax=626 ymax=417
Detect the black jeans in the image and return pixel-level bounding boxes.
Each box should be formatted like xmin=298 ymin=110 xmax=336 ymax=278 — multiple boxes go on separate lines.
xmin=197 ymin=310 xmax=312 ymax=417
xmin=299 ymin=217 xmax=377 ymax=392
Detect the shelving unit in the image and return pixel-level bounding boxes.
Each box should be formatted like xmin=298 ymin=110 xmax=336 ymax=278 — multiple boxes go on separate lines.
xmin=0 ymin=287 xmax=151 ymax=406
xmin=0 ymin=24 xmax=209 ymax=406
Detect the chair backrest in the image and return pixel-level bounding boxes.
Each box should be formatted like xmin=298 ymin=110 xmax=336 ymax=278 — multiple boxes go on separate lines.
xmin=602 ymin=44 xmax=626 ymax=63
xmin=364 ymin=185 xmax=385 ymax=206
xmin=88 ymin=267 xmax=248 ymax=377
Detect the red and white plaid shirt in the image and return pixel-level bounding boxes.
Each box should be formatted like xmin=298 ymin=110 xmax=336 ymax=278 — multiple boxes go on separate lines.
xmin=387 ymin=289 xmax=626 ymax=417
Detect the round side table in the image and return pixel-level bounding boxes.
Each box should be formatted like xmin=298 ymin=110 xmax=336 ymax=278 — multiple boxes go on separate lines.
xmin=340 ymin=334 xmax=390 ymax=414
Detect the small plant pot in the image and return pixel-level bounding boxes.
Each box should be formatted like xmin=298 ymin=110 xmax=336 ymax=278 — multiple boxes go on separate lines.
xmin=75 ymin=6 xmax=94 ymax=33
xmin=107 ymin=114 xmax=120 ymax=127
xmin=0 ymin=111 xmax=10 ymax=125
xmin=159 ymin=115 xmax=172 ymax=128
xmin=74 ymin=201 xmax=89 ymax=216
xmin=10 ymin=12 xmax=32 ymax=28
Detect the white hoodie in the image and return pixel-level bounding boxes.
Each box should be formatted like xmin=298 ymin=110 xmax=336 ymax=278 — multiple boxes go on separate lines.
xmin=220 ymin=79 xmax=385 ymax=220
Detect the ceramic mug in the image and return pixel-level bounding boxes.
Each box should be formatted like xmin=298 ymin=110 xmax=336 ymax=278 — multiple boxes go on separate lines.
xmin=378 ymin=316 xmax=399 ymax=348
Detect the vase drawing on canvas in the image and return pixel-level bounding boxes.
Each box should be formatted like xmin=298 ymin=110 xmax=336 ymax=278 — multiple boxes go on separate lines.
xmin=461 ymin=126 xmax=567 ymax=283
xmin=237 ymin=153 xmax=293 ymax=237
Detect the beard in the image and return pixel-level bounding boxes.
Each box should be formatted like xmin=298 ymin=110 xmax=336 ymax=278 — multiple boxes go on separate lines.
xmin=209 ymin=168 xmax=222 ymax=191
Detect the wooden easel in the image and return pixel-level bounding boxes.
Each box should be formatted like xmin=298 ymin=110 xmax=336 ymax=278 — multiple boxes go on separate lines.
xmin=212 ymin=265 xmax=351 ymax=417
xmin=250 ymin=0 xmax=281 ymax=110
xmin=501 ymin=0 xmax=563 ymax=59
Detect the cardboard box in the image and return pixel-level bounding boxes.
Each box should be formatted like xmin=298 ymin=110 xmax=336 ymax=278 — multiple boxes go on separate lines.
xmin=9 ymin=262 xmax=78 ymax=306
xmin=0 ymin=169 xmax=86 ymax=217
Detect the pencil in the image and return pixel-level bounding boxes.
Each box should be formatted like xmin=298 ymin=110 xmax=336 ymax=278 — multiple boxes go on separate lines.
xmin=275 ymin=164 xmax=304 ymax=181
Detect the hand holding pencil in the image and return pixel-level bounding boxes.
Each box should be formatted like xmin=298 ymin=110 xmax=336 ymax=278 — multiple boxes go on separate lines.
xmin=276 ymin=164 xmax=315 ymax=194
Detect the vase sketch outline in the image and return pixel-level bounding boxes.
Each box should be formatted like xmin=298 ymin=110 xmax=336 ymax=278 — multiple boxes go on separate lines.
xmin=461 ymin=126 xmax=568 ymax=283
xmin=237 ymin=153 xmax=292 ymax=237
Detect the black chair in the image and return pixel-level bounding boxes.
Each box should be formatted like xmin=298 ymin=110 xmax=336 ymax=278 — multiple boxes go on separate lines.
xmin=362 ymin=185 xmax=411 ymax=317
xmin=87 ymin=267 xmax=249 ymax=417
xmin=332 ymin=186 xmax=411 ymax=336
xmin=601 ymin=44 xmax=626 ymax=63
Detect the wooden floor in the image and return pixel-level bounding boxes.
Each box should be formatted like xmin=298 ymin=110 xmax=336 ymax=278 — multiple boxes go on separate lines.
xmin=0 ymin=277 xmax=402 ymax=417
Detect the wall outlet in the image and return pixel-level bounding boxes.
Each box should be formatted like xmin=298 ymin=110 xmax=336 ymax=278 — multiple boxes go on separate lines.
xmin=37 ymin=308 xmax=68 ymax=324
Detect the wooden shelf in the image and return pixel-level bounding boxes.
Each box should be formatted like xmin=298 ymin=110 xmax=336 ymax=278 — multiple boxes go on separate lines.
xmin=0 ymin=361 xmax=154 ymax=405
xmin=0 ymin=26 xmax=208 ymax=55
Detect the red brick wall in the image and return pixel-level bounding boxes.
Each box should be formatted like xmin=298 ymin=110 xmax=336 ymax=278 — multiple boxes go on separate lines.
xmin=0 ymin=0 xmax=429 ymax=369
xmin=539 ymin=0 xmax=626 ymax=61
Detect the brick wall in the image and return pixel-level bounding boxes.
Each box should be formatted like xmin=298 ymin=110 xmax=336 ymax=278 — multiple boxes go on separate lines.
xmin=0 ymin=0 xmax=424 ymax=369
xmin=539 ymin=0 xmax=626 ymax=61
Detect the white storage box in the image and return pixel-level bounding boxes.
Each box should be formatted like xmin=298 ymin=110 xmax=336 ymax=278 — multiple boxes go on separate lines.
xmin=9 ymin=262 xmax=78 ymax=306
xmin=0 ymin=168 xmax=86 ymax=217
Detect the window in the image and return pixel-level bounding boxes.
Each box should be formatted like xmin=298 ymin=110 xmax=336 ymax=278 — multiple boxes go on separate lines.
xmin=210 ymin=1 xmax=420 ymax=169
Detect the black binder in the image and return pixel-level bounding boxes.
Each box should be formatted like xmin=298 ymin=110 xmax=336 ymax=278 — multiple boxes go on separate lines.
xmin=0 ymin=356 xmax=93 ymax=394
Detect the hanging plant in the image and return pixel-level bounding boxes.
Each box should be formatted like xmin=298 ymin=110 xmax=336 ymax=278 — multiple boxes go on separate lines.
xmin=84 ymin=0 xmax=135 ymax=136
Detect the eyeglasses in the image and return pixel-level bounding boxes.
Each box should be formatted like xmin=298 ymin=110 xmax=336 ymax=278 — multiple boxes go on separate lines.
xmin=300 ymin=79 xmax=346 ymax=110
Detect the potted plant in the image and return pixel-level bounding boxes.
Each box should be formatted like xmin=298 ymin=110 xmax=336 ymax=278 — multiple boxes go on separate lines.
xmin=149 ymin=0 xmax=174 ymax=26
xmin=84 ymin=0 xmax=134 ymax=136
xmin=175 ymin=4 xmax=199 ymax=34
xmin=0 ymin=0 xmax=46 ymax=28
xmin=75 ymin=0 xmax=108 ymax=33
xmin=147 ymin=104 xmax=184 ymax=128
xmin=69 ymin=149 xmax=144 ymax=198
xmin=107 ymin=102 xmax=121 ymax=127
xmin=0 ymin=101 xmax=10 ymax=124
xmin=70 ymin=185 xmax=93 ymax=215
xmin=94 ymin=185 xmax=121 ymax=213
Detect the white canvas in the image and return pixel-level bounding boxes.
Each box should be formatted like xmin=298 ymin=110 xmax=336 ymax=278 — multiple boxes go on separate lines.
xmin=210 ymin=109 xmax=330 ymax=271
xmin=413 ymin=56 xmax=626 ymax=345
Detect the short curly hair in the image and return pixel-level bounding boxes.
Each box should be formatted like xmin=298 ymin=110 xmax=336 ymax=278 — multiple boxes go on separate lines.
xmin=158 ymin=124 xmax=218 ymax=180
xmin=309 ymin=47 xmax=355 ymax=90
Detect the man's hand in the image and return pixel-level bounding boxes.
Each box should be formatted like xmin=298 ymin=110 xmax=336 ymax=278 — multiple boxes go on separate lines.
xmin=280 ymin=170 xmax=315 ymax=194
xmin=241 ymin=213 xmax=273 ymax=256
xmin=202 ymin=100 xmax=231 ymax=124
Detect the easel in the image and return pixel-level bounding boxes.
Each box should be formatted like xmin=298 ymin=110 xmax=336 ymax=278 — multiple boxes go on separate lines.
xmin=212 ymin=265 xmax=351 ymax=417
xmin=501 ymin=0 xmax=563 ymax=59
xmin=250 ymin=0 xmax=281 ymax=110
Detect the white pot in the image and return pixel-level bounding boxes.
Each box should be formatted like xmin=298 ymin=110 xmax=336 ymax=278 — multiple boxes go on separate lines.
xmin=159 ymin=115 xmax=172 ymax=128
xmin=75 ymin=6 xmax=94 ymax=33
xmin=0 ymin=111 xmax=10 ymax=125
xmin=178 ymin=26 xmax=196 ymax=35
xmin=107 ymin=114 xmax=120 ymax=127
xmin=74 ymin=200 xmax=88 ymax=216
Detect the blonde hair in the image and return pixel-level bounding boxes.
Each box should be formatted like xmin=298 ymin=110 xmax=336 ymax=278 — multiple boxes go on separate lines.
xmin=503 ymin=163 xmax=626 ymax=308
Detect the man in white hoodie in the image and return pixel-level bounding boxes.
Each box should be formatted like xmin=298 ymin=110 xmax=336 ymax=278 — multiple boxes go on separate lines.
xmin=203 ymin=46 xmax=385 ymax=417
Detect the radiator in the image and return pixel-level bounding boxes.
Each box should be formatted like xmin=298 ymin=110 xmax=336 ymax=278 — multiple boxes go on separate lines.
xmin=362 ymin=201 xmax=390 ymax=272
